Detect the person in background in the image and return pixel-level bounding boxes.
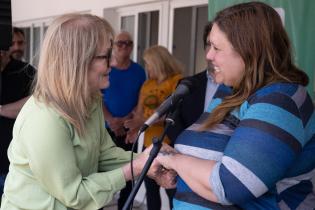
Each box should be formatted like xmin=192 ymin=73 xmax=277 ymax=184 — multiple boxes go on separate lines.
xmin=124 ymin=45 xmax=183 ymax=210
xmin=9 ymin=27 xmax=26 ymax=61
xmin=0 ymin=13 xmax=175 ymax=210
xmin=167 ymin=21 xmax=231 ymax=143
xmin=156 ymin=2 xmax=315 ymax=209
xmin=101 ymin=31 xmax=146 ymax=210
xmin=0 ymin=37 xmax=36 ymax=197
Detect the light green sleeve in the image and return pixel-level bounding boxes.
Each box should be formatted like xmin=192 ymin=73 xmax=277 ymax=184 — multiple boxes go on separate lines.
xmin=96 ymin=98 xmax=139 ymax=172
xmin=98 ymin=127 xmax=138 ymax=172
xmin=20 ymin=108 xmax=126 ymax=210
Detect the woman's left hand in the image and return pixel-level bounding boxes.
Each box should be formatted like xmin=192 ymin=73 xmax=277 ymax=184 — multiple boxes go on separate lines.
xmin=141 ymin=144 xmax=178 ymax=188
xmin=153 ymin=167 xmax=177 ymax=189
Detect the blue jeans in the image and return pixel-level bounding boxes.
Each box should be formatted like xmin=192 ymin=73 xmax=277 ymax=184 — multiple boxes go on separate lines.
xmin=0 ymin=174 xmax=6 ymax=197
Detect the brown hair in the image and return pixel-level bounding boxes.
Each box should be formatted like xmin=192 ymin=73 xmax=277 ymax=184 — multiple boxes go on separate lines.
xmin=203 ymin=22 xmax=213 ymax=49
xmin=33 ymin=13 xmax=114 ymax=136
xmin=204 ymin=1 xmax=308 ymax=129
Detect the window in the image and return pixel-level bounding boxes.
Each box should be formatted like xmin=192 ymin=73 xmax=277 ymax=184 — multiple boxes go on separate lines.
xmin=172 ymin=5 xmax=208 ymax=76
xmin=18 ymin=21 xmax=48 ymax=66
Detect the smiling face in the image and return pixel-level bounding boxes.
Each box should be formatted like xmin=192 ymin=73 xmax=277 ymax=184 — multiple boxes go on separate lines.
xmin=88 ymin=44 xmax=112 ymax=92
xmin=206 ymin=23 xmax=245 ymax=88
xmin=113 ymin=32 xmax=133 ymax=61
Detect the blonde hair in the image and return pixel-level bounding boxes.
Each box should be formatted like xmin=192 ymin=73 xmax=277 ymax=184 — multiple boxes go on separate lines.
xmin=33 ymin=13 xmax=114 ymax=136
xmin=143 ymin=45 xmax=183 ymax=82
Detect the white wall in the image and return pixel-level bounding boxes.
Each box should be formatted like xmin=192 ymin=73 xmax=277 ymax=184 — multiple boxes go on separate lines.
xmin=11 ymin=0 xmax=158 ymax=24
xmin=12 ymin=0 xmax=208 ymax=73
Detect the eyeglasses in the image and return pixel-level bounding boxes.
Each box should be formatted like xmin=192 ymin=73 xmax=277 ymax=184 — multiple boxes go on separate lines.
xmin=114 ymin=40 xmax=133 ymax=48
xmin=94 ymin=40 xmax=113 ymax=67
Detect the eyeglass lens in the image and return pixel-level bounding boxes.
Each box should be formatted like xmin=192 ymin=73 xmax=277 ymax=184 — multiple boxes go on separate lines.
xmin=115 ymin=40 xmax=133 ymax=48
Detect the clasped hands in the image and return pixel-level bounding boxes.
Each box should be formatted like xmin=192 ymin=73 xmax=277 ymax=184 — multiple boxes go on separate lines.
xmin=139 ymin=143 xmax=179 ymax=189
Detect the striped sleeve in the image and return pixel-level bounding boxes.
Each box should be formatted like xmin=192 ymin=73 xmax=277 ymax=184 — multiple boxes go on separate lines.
xmin=211 ymin=91 xmax=304 ymax=205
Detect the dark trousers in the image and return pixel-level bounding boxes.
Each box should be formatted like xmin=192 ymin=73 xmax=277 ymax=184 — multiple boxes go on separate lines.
xmin=107 ymin=128 xmax=137 ymax=210
xmin=144 ymin=176 xmax=176 ymax=210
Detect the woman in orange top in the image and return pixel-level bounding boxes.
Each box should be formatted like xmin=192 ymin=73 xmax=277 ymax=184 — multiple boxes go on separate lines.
xmin=124 ymin=45 xmax=183 ymax=210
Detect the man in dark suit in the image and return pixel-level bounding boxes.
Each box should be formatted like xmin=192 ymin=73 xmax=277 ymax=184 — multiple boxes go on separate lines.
xmin=167 ymin=22 xmax=219 ymax=142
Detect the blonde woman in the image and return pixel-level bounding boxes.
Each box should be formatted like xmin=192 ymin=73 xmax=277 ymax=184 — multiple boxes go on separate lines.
xmin=0 ymin=14 xmax=174 ymax=210
xmin=124 ymin=45 xmax=183 ymax=210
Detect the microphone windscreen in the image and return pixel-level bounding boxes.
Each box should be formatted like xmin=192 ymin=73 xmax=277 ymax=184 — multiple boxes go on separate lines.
xmin=177 ymin=77 xmax=198 ymax=94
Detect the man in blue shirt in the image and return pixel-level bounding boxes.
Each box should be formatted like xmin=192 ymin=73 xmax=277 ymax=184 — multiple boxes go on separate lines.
xmin=101 ymin=31 xmax=146 ymax=210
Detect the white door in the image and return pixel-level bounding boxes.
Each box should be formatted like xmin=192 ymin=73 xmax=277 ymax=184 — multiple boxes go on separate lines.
xmin=170 ymin=0 xmax=208 ymax=76
xmin=116 ymin=2 xmax=167 ymax=63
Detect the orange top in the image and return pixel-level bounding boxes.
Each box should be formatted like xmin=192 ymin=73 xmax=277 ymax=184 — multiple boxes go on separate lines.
xmin=139 ymin=74 xmax=183 ymax=147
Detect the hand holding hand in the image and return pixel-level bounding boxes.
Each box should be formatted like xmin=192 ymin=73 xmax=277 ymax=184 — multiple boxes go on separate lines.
xmin=155 ymin=144 xmax=179 ymax=170
xmin=152 ymin=166 xmax=177 ymax=189
xmin=143 ymin=144 xmax=178 ymax=188
xmin=125 ymin=129 xmax=138 ymax=144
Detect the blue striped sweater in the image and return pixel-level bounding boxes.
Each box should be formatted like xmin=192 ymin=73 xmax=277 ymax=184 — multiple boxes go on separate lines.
xmin=173 ymin=83 xmax=315 ymax=210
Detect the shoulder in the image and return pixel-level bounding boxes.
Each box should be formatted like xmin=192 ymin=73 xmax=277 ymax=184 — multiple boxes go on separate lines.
xmin=170 ymin=74 xmax=183 ymax=89
xmin=9 ymin=59 xmax=36 ymax=78
xmin=248 ymin=83 xmax=306 ymax=109
xmin=174 ymin=73 xmax=183 ymax=80
xmin=193 ymin=70 xmax=208 ymax=78
xmin=187 ymin=70 xmax=207 ymax=82
xmin=143 ymin=79 xmax=155 ymax=86
xmin=130 ymin=61 xmax=145 ymax=71
xmin=245 ymin=83 xmax=314 ymax=125
xmin=250 ymin=83 xmax=299 ymax=100
xmin=213 ymin=84 xmax=232 ymax=99
xmin=140 ymin=79 xmax=152 ymax=91
xmin=168 ymin=73 xmax=183 ymax=84
xmin=180 ymin=70 xmax=207 ymax=91
xmin=130 ymin=61 xmax=146 ymax=78
xmin=18 ymin=97 xmax=72 ymax=136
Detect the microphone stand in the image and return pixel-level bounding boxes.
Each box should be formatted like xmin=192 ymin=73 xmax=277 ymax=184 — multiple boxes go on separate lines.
xmin=122 ymin=106 xmax=180 ymax=210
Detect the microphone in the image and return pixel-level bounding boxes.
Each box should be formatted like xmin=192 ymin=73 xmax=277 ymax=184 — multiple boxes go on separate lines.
xmin=139 ymin=79 xmax=194 ymax=133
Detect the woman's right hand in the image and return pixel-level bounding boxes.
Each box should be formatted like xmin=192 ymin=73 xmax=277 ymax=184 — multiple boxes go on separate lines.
xmin=146 ymin=144 xmax=178 ymax=188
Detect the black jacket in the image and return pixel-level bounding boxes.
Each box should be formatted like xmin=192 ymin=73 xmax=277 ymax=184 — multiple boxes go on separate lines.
xmin=167 ymin=70 xmax=208 ymax=144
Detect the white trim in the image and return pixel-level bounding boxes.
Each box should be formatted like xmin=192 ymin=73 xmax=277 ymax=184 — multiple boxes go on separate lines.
xmin=13 ymin=10 xmax=91 ymax=27
xmin=133 ymin=13 xmax=139 ymax=61
xmin=168 ymin=0 xmax=208 ymax=52
xmin=146 ymin=12 xmax=151 ymax=47
xmin=189 ymin=6 xmax=197 ymax=72
xmin=159 ymin=1 xmax=170 ymax=47
xmin=170 ymin=0 xmax=208 ymax=8
xmin=116 ymin=1 xmax=163 ymax=15
xmin=116 ymin=1 xmax=164 ymax=61
xmin=40 ymin=22 xmax=45 ymax=45
xmin=118 ymin=14 xmax=122 ymax=33
xmin=168 ymin=5 xmax=174 ymax=52
xmin=30 ymin=24 xmax=34 ymax=65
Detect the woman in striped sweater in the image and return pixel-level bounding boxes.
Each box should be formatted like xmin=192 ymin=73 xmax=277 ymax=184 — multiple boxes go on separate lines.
xmin=156 ymin=2 xmax=315 ymax=210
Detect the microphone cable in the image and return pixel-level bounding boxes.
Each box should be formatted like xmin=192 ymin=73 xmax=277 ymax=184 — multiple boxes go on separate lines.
xmin=129 ymin=130 xmax=142 ymax=210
